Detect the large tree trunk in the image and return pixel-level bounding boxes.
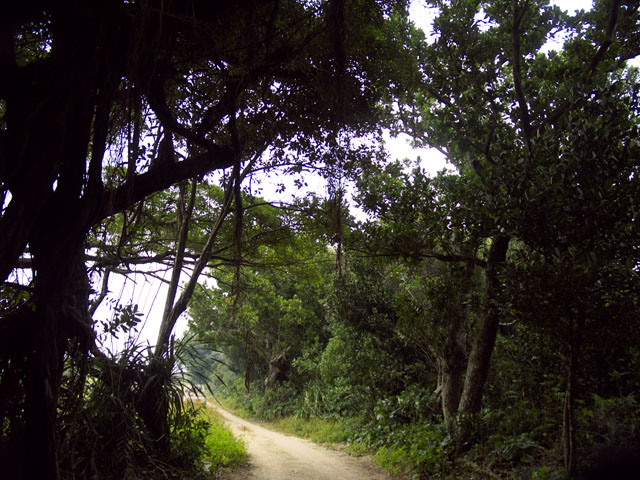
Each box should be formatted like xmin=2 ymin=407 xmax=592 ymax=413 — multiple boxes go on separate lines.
xmin=455 ymin=235 xmax=509 ymax=451
xmin=23 ymin=313 xmax=63 ymax=480
xmin=137 ymin=357 xmax=172 ymax=452
xmin=439 ymin=352 xmax=465 ymax=436
xmin=265 ymin=361 xmax=284 ymax=391
xmin=5 ymin=58 xmax=97 ymax=480
xmin=440 ymin=261 xmax=475 ymax=436
xmin=24 ymin=214 xmax=93 ymax=479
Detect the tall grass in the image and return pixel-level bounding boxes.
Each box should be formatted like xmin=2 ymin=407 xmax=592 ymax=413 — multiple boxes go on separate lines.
xmin=198 ymin=403 xmax=248 ymax=475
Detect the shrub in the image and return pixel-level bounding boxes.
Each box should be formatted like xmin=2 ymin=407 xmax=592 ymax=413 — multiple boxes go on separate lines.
xmin=580 ymin=393 xmax=640 ymax=449
xmin=58 ymin=342 xmax=214 ymax=479
xmin=373 ymin=423 xmax=452 ymax=479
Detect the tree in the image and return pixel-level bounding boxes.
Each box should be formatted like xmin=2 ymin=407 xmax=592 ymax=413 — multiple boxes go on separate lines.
xmin=187 ymin=203 xmax=334 ymax=395
xmin=0 ymin=2 xmax=412 ymax=478
xmin=325 ymin=255 xmax=435 ymax=415
xmin=353 ymin=161 xmax=508 ymax=444
xmin=387 ymin=0 xmax=639 ymax=463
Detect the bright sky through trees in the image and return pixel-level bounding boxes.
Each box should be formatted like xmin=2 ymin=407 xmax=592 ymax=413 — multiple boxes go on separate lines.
xmin=96 ymin=0 xmax=635 ymax=351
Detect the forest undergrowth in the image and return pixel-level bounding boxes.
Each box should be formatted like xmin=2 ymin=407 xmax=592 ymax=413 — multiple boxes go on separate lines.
xmin=199 ymin=338 xmax=640 ymax=480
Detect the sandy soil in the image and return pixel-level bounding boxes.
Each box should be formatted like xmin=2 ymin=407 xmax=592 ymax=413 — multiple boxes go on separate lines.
xmin=211 ymin=404 xmax=396 ymax=480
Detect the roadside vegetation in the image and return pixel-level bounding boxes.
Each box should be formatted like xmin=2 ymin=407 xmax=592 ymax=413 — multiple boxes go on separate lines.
xmin=45 ymin=332 xmax=248 ymax=479
xmin=219 ymin=392 xmax=355 ymax=447
xmin=198 ymin=403 xmax=248 ymax=477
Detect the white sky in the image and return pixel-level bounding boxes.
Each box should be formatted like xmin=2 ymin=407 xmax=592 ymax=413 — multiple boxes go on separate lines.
xmin=95 ymin=0 xmax=635 ymax=351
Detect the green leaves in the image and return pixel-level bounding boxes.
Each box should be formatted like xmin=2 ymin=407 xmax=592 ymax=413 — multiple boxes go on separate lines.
xmin=98 ymin=302 xmax=143 ymax=340
xmin=186 ymin=207 xmax=335 ymax=393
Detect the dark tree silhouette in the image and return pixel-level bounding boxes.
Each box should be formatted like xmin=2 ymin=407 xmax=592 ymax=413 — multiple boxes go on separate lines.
xmin=0 ymin=1 xmax=408 ymax=478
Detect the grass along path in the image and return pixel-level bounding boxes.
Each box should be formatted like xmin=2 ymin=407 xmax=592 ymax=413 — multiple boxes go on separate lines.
xmin=208 ymin=402 xmax=398 ymax=480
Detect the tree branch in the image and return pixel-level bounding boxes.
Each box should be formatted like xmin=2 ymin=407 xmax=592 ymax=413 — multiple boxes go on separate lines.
xmin=511 ymin=0 xmax=533 ymax=154
xmin=586 ymin=0 xmax=621 ymax=80
xmin=158 ymin=178 xmax=198 ymax=346
xmin=155 ymin=177 xmax=236 ymax=355
xmin=350 ymin=248 xmax=487 ymax=268
xmin=96 ymin=148 xmax=235 ymax=222
xmin=546 ymin=0 xmax=622 ymax=126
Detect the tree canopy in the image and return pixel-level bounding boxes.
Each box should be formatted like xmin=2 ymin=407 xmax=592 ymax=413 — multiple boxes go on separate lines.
xmin=2 ymin=0 xmax=640 ymax=479
xmin=0 ymin=1 xmax=411 ymax=478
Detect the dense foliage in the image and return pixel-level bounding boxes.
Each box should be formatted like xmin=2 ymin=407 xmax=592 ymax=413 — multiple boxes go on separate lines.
xmin=185 ymin=1 xmax=640 ymax=478
xmin=0 ymin=1 xmax=410 ymax=478
xmin=2 ymin=0 xmax=639 ymax=479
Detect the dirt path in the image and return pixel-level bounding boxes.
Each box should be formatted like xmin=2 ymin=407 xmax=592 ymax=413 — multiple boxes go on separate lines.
xmin=212 ymin=404 xmax=396 ymax=480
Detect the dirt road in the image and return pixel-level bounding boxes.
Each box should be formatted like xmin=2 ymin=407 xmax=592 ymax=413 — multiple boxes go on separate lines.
xmin=213 ymin=405 xmax=396 ymax=480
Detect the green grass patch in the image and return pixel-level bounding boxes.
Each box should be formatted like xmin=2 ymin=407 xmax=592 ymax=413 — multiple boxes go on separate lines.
xmin=214 ymin=395 xmax=253 ymax=420
xmin=269 ymin=415 xmax=355 ymax=445
xmin=198 ymin=404 xmax=248 ymax=474
xmin=214 ymin=395 xmax=355 ymax=446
